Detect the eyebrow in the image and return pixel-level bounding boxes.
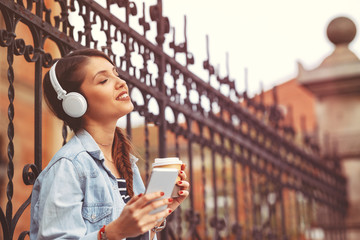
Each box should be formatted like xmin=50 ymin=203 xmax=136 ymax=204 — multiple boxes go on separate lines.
xmin=92 ymin=66 xmax=117 ymax=81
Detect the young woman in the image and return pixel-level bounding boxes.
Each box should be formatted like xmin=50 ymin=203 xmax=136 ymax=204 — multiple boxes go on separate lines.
xmin=30 ymin=48 xmax=189 ymax=240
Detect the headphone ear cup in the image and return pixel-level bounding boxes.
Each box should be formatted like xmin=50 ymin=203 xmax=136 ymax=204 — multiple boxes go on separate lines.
xmin=62 ymin=92 xmax=87 ymax=118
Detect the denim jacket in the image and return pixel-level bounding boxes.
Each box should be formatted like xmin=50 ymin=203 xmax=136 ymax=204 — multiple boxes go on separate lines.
xmin=30 ymin=129 xmax=152 ymax=240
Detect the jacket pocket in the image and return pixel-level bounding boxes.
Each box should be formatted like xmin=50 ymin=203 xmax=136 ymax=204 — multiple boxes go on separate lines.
xmin=82 ymin=204 xmax=112 ymax=223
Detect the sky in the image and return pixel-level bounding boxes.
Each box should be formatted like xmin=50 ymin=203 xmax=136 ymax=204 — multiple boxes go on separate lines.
xmin=159 ymin=0 xmax=360 ymax=94
xmin=81 ymin=0 xmax=360 ymax=125
xmin=86 ymin=0 xmax=360 ymax=126
xmin=90 ymin=0 xmax=360 ymax=95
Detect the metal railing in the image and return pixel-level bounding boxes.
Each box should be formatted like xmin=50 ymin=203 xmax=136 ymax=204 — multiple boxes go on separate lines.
xmin=0 ymin=0 xmax=347 ymax=239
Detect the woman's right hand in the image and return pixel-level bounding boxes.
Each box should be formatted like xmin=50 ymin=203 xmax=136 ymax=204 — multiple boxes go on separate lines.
xmin=104 ymin=191 xmax=173 ymax=239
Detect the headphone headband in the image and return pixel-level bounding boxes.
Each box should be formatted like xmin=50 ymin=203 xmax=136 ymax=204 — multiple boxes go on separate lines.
xmin=49 ymin=61 xmax=67 ymax=100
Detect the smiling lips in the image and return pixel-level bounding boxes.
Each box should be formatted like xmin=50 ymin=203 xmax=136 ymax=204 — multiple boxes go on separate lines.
xmin=116 ymin=92 xmax=130 ymax=101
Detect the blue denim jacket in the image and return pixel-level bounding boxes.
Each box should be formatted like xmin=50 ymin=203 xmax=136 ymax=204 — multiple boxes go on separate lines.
xmin=30 ymin=129 xmax=151 ymax=240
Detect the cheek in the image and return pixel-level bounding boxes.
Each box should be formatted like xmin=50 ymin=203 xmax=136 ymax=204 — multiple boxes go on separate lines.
xmin=86 ymin=92 xmax=111 ymax=111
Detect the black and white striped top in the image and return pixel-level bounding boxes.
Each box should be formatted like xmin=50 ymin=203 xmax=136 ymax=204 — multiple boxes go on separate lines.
xmin=116 ymin=178 xmax=149 ymax=240
xmin=116 ymin=178 xmax=131 ymax=203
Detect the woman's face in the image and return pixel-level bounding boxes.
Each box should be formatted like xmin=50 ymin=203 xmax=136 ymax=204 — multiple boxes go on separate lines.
xmin=80 ymin=57 xmax=134 ymax=123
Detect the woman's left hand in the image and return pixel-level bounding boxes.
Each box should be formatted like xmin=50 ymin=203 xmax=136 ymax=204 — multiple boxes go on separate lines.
xmin=167 ymin=163 xmax=190 ymax=211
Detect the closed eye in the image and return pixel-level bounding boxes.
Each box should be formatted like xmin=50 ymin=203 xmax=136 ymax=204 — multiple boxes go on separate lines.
xmin=100 ymin=79 xmax=108 ymax=84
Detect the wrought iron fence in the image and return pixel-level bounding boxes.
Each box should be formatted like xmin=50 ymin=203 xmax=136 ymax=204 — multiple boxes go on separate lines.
xmin=0 ymin=0 xmax=347 ymax=239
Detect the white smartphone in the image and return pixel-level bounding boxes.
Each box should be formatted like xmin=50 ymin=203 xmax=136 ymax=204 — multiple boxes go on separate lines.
xmin=145 ymin=168 xmax=179 ymax=215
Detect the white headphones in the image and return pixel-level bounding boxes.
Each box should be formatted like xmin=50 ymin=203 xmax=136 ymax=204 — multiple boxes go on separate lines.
xmin=49 ymin=61 xmax=87 ymax=118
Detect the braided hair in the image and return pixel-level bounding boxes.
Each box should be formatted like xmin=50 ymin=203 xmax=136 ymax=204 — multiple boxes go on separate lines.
xmin=112 ymin=127 xmax=134 ymax=197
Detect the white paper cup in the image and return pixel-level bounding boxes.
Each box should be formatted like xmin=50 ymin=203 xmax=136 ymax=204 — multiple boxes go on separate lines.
xmin=152 ymin=157 xmax=183 ymax=197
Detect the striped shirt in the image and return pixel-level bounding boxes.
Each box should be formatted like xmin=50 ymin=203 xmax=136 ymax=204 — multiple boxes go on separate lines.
xmin=117 ymin=178 xmax=131 ymax=203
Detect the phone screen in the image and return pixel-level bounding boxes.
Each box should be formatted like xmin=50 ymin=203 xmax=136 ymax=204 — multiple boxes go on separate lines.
xmin=145 ymin=168 xmax=178 ymax=215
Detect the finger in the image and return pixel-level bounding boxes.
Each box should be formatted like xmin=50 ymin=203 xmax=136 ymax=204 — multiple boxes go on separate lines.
xmin=176 ymin=180 xmax=189 ymax=190
xmin=151 ymin=208 xmax=172 ymax=226
xmin=178 ymin=170 xmax=187 ymax=180
xmin=126 ymin=193 xmax=144 ymax=205
xmin=178 ymin=190 xmax=189 ymax=198
xmin=142 ymin=197 xmax=172 ymax=216
xmin=131 ymin=191 xmax=165 ymax=209
xmin=141 ymin=208 xmax=172 ymax=233
xmin=181 ymin=163 xmax=186 ymax=171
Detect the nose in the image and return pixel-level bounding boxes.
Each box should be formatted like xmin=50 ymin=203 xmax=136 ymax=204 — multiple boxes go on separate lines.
xmin=115 ymin=77 xmax=126 ymax=89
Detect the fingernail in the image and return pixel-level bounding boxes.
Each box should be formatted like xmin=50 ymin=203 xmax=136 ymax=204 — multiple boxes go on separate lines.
xmin=138 ymin=193 xmax=143 ymax=197
xmin=160 ymin=192 xmax=164 ymax=196
xmin=168 ymin=209 xmax=172 ymax=213
xmin=168 ymin=198 xmax=173 ymax=203
xmin=178 ymin=181 xmax=182 ymax=184
xmin=180 ymin=171 xmax=184 ymax=174
xmin=179 ymin=191 xmax=183 ymax=195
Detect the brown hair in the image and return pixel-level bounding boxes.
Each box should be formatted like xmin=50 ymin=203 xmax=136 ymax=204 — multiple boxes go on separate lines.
xmin=43 ymin=48 xmax=134 ymax=197
xmin=113 ymin=128 xmax=134 ymax=197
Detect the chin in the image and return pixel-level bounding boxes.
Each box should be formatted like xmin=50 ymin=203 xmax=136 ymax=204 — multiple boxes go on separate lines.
xmin=117 ymin=107 xmax=134 ymax=118
xmin=126 ymin=103 xmax=134 ymax=113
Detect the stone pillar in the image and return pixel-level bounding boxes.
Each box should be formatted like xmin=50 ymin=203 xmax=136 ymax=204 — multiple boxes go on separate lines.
xmin=297 ymin=16 xmax=360 ymax=240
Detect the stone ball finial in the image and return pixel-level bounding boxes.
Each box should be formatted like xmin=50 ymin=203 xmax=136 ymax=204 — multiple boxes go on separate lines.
xmin=327 ymin=16 xmax=357 ymax=45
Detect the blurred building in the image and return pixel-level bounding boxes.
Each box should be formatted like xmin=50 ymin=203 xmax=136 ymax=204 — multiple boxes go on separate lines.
xmin=260 ymin=16 xmax=360 ymax=240
xmin=298 ymin=16 xmax=360 ymax=240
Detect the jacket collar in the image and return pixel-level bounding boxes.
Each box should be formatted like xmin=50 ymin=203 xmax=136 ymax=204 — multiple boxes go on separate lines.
xmin=75 ymin=129 xmax=104 ymax=161
xmin=75 ymin=128 xmax=139 ymax=164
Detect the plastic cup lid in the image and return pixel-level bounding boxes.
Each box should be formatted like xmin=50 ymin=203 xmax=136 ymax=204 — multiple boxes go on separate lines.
xmin=152 ymin=157 xmax=183 ymax=167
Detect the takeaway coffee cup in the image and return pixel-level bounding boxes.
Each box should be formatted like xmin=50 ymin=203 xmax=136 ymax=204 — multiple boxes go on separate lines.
xmin=152 ymin=157 xmax=183 ymax=197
